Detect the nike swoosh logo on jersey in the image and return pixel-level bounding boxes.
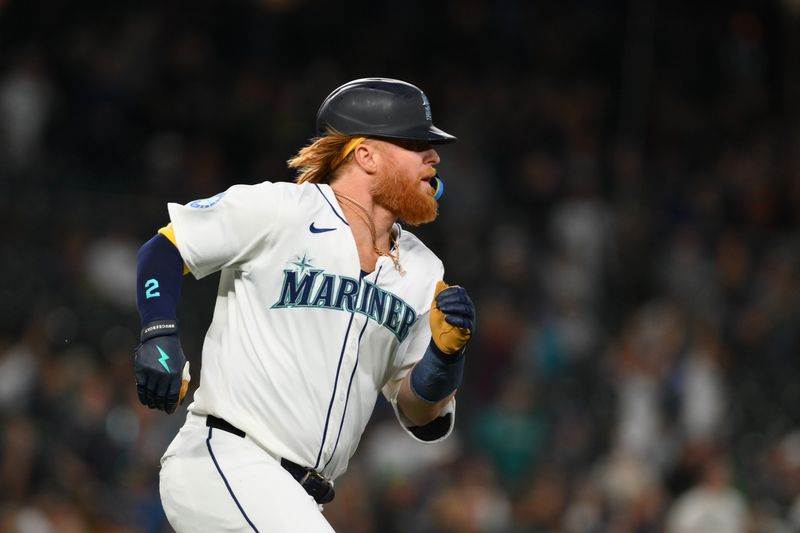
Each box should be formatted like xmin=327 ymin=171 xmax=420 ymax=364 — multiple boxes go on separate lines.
xmin=309 ymin=222 xmax=336 ymax=233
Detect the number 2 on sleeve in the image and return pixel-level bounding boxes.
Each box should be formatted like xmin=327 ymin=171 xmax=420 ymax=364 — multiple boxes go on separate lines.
xmin=145 ymin=278 xmax=161 ymax=299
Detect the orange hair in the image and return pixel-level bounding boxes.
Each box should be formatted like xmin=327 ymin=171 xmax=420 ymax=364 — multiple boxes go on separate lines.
xmin=287 ymin=130 xmax=364 ymax=184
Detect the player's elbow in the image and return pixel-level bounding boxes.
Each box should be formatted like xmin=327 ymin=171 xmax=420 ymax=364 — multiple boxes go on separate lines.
xmin=406 ymin=405 xmax=445 ymax=427
xmin=398 ymin=375 xmax=452 ymax=426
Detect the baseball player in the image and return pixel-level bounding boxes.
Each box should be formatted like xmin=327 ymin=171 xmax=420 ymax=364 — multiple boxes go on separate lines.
xmin=134 ymin=78 xmax=476 ymax=532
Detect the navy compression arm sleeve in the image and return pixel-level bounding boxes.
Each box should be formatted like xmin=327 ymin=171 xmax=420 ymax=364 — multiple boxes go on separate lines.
xmin=136 ymin=233 xmax=184 ymax=324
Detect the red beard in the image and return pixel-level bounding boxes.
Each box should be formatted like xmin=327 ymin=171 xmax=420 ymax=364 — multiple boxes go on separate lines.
xmin=370 ymin=164 xmax=438 ymax=226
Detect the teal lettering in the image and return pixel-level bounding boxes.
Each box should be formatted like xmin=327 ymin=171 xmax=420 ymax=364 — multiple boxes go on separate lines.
xmin=311 ymin=274 xmax=336 ymax=308
xmin=333 ymin=277 xmax=359 ymax=312
xmin=367 ymin=285 xmax=388 ymax=323
xmin=384 ymin=294 xmax=405 ymax=333
xmin=271 ymin=270 xmax=321 ymax=308
xmin=397 ymin=305 xmax=417 ymax=342
xmin=356 ymin=281 xmax=373 ymax=315
xmin=271 ymin=270 xmax=417 ymax=341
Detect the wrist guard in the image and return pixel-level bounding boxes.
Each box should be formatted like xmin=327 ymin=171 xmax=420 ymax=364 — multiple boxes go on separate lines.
xmin=410 ymin=340 xmax=465 ymax=403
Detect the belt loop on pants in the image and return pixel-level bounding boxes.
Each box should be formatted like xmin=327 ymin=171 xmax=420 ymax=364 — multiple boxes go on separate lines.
xmin=205 ymin=415 xmax=336 ymax=504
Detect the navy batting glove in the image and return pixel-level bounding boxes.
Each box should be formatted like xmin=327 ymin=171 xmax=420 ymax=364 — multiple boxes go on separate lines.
xmin=413 ymin=284 xmax=475 ymax=402
xmin=429 ymin=282 xmax=476 ymax=356
xmin=134 ymin=320 xmax=187 ymax=414
xmin=436 ymin=286 xmax=476 ymax=332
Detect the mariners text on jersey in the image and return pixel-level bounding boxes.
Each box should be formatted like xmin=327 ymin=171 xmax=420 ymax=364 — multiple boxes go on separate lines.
xmin=271 ymin=268 xmax=418 ymax=341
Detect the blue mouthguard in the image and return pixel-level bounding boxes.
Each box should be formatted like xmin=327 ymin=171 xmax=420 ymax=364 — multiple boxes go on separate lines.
xmin=432 ymin=175 xmax=444 ymax=200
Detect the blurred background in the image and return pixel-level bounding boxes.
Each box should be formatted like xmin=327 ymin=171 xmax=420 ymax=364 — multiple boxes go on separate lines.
xmin=2 ymin=0 xmax=800 ymax=531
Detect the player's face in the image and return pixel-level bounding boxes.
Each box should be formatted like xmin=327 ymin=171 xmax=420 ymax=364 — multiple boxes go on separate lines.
xmin=370 ymin=140 xmax=441 ymax=225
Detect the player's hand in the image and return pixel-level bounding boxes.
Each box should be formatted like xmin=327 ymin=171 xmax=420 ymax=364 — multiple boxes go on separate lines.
xmin=429 ymin=281 xmax=475 ymax=355
xmin=134 ymin=320 xmax=191 ymax=414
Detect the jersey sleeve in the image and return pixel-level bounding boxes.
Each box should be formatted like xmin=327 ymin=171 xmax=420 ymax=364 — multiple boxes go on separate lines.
xmin=166 ymin=182 xmax=282 ymax=279
xmin=381 ymin=262 xmax=455 ymax=443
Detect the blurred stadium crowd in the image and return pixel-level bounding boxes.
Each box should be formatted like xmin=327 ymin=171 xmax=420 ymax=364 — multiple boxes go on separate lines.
xmin=2 ymin=0 xmax=800 ymax=531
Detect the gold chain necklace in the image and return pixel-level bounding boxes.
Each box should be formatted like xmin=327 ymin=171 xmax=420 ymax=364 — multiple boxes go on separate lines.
xmin=333 ymin=191 xmax=405 ymax=276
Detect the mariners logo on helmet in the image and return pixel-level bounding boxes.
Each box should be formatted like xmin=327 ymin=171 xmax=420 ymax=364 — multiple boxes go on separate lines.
xmin=421 ymin=92 xmax=432 ymax=121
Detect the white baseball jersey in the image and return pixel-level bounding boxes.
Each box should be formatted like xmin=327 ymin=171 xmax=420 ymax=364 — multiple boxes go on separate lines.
xmin=167 ymin=181 xmax=455 ymax=480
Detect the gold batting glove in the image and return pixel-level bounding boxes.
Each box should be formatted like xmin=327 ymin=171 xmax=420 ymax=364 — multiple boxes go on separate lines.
xmin=429 ymin=281 xmax=476 ymax=355
xmin=179 ymin=361 xmax=191 ymax=405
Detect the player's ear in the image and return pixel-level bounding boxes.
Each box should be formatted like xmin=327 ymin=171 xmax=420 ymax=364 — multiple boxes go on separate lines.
xmin=352 ymin=142 xmax=380 ymax=174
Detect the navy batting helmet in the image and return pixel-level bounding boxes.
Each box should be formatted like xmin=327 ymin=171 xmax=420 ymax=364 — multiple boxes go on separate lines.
xmin=315 ymin=78 xmax=456 ymax=144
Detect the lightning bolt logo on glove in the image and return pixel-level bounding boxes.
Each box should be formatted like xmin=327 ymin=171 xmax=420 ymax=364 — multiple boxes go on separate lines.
xmin=157 ymin=345 xmax=171 ymax=370
xmin=429 ymin=281 xmax=475 ymax=355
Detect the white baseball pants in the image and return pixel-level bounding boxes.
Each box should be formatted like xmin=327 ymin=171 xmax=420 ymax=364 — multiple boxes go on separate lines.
xmin=159 ymin=412 xmax=335 ymax=532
